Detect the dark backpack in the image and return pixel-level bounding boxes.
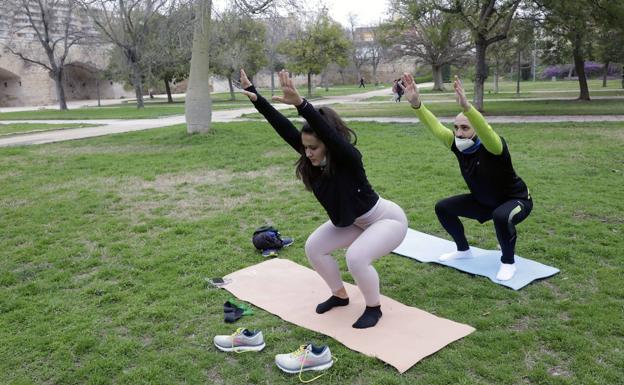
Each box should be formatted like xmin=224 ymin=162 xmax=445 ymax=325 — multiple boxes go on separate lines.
xmin=252 ymin=226 xmax=285 ymax=251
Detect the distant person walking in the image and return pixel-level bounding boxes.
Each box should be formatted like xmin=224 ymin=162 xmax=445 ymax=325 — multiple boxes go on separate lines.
xmin=359 ymin=77 xmax=366 ymax=88
xmin=393 ymin=79 xmax=404 ymax=102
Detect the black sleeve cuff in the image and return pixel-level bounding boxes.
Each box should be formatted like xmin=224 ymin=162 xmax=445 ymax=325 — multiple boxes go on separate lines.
xmin=295 ymin=98 xmax=311 ymax=115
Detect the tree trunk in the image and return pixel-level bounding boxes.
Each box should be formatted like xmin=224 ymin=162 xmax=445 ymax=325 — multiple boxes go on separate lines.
xmin=96 ymin=78 xmax=101 ymax=107
xmin=473 ymin=39 xmax=487 ymax=111
xmin=131 ymin=61 xmax=144 ymax=109
xmin=307 ymin=72 xmax=312 ymax=98
xmin=164 ymin=77 xmax=173 ymax=103
xmin=432 ymin=64 xmax=444 ymax=91
xmin=185 ymin=0 xmax=213 ymax=134
xmin=372 ymin=63 xmax=379 ymax=86
xmin=227 ymin=75 xmax=235 ymax=101
xmin=572 ymin=33 xmax=590 ymax=101
xmin=270 ymin=70 xmax=275 ymax=96
xmin=602 ymin=61 xmax=609 ymax=87
xmin=52 ymin=69 xmax=68 ymax=110
xmin=516 ymin=50 xmax=521 ymax=95
xmin=322 ymin=71 xmax=328 ymax=92
xmin=494 ymin=59 xmax=499 ymax=94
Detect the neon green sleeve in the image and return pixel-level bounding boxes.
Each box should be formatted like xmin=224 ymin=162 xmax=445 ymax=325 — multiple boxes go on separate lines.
xmin=464 ymin=106 xmax=503 ymax=155
xmin=411 ymin=103 xmax=454 ymax=149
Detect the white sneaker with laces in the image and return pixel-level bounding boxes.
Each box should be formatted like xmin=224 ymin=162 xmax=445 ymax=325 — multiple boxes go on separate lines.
xmin=213 ymin=328 xmax=265 ymax=352
xmin=275 ymin=344 xmax=333 ymax=374
xmin=439 ymin=249 xmax=473 ymax=261
xmin=496 ymin=263 xmax=517 ymax=281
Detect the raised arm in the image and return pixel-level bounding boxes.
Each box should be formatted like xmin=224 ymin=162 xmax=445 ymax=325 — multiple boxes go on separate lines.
xmin=401 ymin=73 xmax=454 ymax=149
xmin=273 ymin=70 xmax=361 ymax=163
xmin=240 ymin=69 xmax=301 ymax=153
xmin=454 ymin=76 xmax=503 ymax=155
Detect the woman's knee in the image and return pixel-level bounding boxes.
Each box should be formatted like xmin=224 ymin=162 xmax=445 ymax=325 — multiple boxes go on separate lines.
xmin=345 ymin=250 xmax=366 ymax=275
xmin=304 ymin=235 xmax=320 ymax=260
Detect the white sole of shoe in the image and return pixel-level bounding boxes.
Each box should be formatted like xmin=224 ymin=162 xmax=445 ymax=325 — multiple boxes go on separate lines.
xmin=275 ymin=359 xmax=334 ymax=374
xmin=214 ymin=342 xmax=266 ymax=352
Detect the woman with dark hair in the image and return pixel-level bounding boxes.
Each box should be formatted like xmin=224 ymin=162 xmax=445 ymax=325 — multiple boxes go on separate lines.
xmin=241 ymin=69 xmax=408 ymax=329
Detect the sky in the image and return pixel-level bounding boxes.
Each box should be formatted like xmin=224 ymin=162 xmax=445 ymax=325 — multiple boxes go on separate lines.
xmin=324 ymin=0 xmax=392 ymax=27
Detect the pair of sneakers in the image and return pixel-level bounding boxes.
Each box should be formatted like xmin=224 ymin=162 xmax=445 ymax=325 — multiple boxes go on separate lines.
xmin=438 ymin=248 xmax=517 ymax=281
xmin=213 ymin=328 xmax=333 ymax=374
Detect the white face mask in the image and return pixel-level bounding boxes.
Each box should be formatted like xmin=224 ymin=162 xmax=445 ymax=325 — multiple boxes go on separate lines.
xmin=455 ymin=136 xmax=475 ymax=152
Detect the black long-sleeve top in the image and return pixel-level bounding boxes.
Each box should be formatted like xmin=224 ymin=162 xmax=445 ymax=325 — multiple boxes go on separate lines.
xmin=246 ymin=85 xmax=379 ymax=227
xmin=451 ymin=138 xmax=530 ymax=208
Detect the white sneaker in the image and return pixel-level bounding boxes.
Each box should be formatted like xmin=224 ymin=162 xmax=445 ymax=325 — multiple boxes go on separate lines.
xmin=213 ymin=328 xmax=265 ymax=352
xmin=275 ymin=344 xmax=333 ymax=374
xmin=439 ymin=249 xmax=473 ymax=261
xmin=496 ymin=263 xmax=517 ymax=281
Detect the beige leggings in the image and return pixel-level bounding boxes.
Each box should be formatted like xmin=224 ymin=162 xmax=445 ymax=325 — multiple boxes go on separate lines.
xmin=305 ymin=197 xmax=408 ymax=307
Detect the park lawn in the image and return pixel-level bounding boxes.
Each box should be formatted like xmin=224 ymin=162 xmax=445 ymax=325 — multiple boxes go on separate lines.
xmin=416 ymin=79 xmax=624 ymax=94
xmin=0 ymin=120 xmax=622 ymax=385
xmin=244 ymin=98 xmax=624 ymax=119
xmin=0 ymin=123 xmax=98 ymax=136
xmin=364 ymin=89 xmax=624 ymax=102
xmin=0 ymin=103 xmax=185 ymax=120
xmin=303 ymin=82 xmax=391 ymax=97
xmin=0 ymin=84 xmax=390 ymax=121
xmin=0 ymin=98 xmax=248 ymax=121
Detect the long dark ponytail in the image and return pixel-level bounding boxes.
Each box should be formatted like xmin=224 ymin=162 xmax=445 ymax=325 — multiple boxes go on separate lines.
xmin=296 ymin=106 xmax=357 ymax=190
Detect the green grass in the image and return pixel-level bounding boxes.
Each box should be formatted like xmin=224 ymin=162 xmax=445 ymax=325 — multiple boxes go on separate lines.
xmin=0 ymin=123 xmax=98 ymax=136
xmin=415 ymin=79 xmax=624 ymax=94
xmin=0 ymin=97 xmax=249 ymax=121
xmin=0 ymin=85 xmax=389 ymax=121
xmin=0 ymin=119 xmax=622 ymax=384
xmin=244 ymin=99 xmax=624 ymax=119
xmin=365 ymin=89 xmax=624 ymax=102
xmin=303 ymin=83 xmax=390 ymax=97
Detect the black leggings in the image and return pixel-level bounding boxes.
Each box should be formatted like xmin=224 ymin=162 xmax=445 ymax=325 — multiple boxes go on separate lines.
xmin=434 ymin=194 xmax=533 ymax=264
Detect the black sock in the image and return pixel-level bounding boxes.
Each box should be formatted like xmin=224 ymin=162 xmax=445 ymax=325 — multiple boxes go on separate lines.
xmin=315 ymin=295 xmax=349 ymax=314
xmin=352 ymin=306 xmax=382 ymax=329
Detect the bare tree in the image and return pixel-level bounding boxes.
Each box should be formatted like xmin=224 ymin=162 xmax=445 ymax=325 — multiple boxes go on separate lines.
xmin=435 ymin=0 xmax=521 ymax=111
xmin=389 ymin=2 xmax=472 ymax=91
xmin=368 ymin=26 xmax=387 ymax=86
xmin=347 ymin=14 xmax=369 ymax=82
xmin=78 ymin=0 xmax=180 ymax=109
xmin=4 ymin=0 xmax=95 ymax=110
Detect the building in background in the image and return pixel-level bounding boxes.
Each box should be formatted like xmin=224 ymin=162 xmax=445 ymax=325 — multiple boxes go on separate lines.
xmin=0 ymin=2 xmax=132 ymax=107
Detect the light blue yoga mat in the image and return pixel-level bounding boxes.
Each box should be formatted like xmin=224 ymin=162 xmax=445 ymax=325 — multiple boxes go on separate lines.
xmin=393 ymin=229 xmax=559 ymax=290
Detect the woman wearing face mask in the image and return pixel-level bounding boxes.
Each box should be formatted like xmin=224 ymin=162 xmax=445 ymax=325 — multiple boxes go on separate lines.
xmin=400 ymin=73 xmax=532 ymax=281
xmin=241 ymin=69 xmax=408 ymax=328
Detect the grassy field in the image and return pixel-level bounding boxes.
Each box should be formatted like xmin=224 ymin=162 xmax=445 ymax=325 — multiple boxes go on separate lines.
xmin=415 ymin=79 xmax=624 ymax=94
xmin=242 ymin=98 xmax=624 ymax=119
xmin=0 ymin=84 xmax=388 ymax=121
xmin=0 ymin=123 xmax=98 ymax=136
xmin=0 ymin=119 xmax=622 ymax=384
xmin=365 ymin=90 xmax=624 ymax=102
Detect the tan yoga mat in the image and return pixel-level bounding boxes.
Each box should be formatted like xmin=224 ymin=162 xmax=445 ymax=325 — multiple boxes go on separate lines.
xmin=222 ymin=258 xmax=475 ymax=373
